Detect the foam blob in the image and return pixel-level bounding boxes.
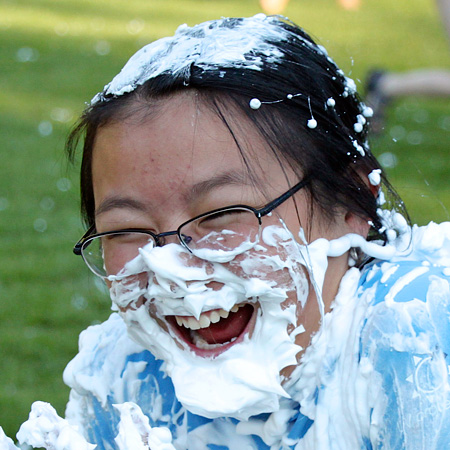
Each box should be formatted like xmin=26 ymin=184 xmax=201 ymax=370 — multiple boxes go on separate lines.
xmin=249 ymin=98 xmax=262 ymax=110
xmin=368 ymin=169 xmax=382 ymax=186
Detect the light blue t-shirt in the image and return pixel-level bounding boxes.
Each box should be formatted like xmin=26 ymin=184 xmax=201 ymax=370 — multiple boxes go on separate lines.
xmin=64 ymin=259 xmax=450 ymax=450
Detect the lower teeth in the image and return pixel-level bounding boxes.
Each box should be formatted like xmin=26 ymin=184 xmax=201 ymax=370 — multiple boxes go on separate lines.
xmin=191 ymin=331 xmax=237 ymax=349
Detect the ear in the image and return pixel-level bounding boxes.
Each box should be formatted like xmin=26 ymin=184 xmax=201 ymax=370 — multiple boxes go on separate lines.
xmin=344 ymin=212 xmax=371 ymax=238
xmin=343 ymin=168 xmax=381 ymax=238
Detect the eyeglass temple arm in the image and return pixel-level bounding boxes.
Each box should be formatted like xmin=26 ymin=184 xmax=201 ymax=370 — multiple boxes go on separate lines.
xmin=73 ymin=224 xmax=96 ymax=255
xmin=257 ymin=178 xmax=309 ymax=218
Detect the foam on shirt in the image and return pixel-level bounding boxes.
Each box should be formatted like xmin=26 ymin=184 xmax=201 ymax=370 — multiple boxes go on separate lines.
xmin=9 ymin=219 xmax=450 ymax=449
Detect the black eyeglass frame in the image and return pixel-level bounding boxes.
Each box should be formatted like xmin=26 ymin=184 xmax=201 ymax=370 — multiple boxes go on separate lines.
xmin=73 ymin=178 xmax=309 ymax=258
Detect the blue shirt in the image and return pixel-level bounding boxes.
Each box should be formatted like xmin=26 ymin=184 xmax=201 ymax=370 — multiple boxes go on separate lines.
xmin=64 ymin=260 xmax=450 ymax=449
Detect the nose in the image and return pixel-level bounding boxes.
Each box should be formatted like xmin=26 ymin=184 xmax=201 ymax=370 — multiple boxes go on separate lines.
xmin=154 ymin=230 xmax=180 ymax=247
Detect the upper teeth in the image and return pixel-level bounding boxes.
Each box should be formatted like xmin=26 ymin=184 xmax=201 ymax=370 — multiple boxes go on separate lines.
xmin=175 ymin=304 xmax=241 ymax=330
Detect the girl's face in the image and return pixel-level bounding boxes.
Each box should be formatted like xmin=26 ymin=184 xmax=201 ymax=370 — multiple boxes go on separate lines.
xmin=91 ymin=92 xmax=362 ymax=383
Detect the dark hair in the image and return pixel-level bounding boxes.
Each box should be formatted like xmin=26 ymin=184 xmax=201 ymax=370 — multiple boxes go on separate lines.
xmin=67 ymin=16 xmax=407 ymax=242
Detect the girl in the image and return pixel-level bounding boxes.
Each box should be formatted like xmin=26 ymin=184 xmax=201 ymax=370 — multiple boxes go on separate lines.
xmin=13 ymin=14 xmax=450 ymax=450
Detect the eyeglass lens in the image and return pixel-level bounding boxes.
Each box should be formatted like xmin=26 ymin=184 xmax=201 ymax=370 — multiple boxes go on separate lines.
xmin=83 ymin=208 xmax=260 ymax=277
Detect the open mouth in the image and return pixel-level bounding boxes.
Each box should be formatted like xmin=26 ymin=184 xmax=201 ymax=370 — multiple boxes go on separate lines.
xmin=166 ymin=303 xmax=257 ymax=357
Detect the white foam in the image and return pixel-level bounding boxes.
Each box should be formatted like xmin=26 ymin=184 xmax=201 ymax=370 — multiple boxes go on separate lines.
xmin=110 ymin=223 xmax=310 ymax=420
xmin=7 ymin=219 xmax=450 ymax=449
xmin=16 ymin=402 xmax=95 ymax=450
xmin=92 ymin=15 xmax=305 ymax=103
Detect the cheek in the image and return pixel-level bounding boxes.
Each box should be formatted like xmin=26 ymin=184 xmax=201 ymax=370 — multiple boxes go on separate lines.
xmin=109 ymin=272 xmax=149 ymax=311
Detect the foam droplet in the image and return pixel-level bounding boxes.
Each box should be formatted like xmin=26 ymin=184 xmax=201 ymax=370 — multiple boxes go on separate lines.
xmin=368 ymin=169 xmax=381 ymax=186
xmin=354 ymin=123 xmax=363 ymax=133
xmin=249 ymin=98 xmax=261 ymax=110
xmin=362 ymin=105 xmax=373 ymax=118
xmin=307 ymin=119 xmax=317 ymax=129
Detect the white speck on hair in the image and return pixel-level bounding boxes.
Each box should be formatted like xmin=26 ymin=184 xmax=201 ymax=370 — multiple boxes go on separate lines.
xmin=362 ymin=105 xmax=374 ymax=118
xmin=377 ymin=190 xmax=386 ymax=206
xmin=307 ymin=96 xmax=317 ymax=129
xmin=307 ymin=119 xmax=317 ymax=129
xmin=249 ymin=98 xmax=262 ymax=110
xmin=352 ymin=139 xmax=365 ymax=156
xmin=287 ymin=94 xmax=293 ymax=99
xmin=356 ymin=114 xmax=366 ymax=125
xmin=368 ymin=169 xmax=382 ymax=186
xmin=345 ymin=77 xmax=357 ymax=95
xmin=354 ymin=123 xmax=363 ymax=133
xmin=317 ymin=44 xmax=328 ymax=56
xmin=326 ymin=97 xmax=335 ymax=107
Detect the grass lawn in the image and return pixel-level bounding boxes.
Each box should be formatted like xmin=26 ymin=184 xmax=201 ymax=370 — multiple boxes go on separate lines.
xmin=0 ymin=0 xmax=449 ymax=439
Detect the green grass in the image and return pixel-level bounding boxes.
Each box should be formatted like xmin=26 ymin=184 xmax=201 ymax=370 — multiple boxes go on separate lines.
xmin=0 ymin=0 xmax=449 ymax=439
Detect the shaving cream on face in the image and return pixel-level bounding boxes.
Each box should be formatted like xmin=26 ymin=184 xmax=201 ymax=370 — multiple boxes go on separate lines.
xmin=108 ymin=223 xmax=311 ymax=420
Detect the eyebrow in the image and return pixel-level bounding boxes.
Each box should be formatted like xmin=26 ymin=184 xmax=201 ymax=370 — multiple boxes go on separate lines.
xmin=95 ymin=197 xmax=147 ymax=218
xmin=94 ymin=170 xmax=254 ymax=218
xmin=184 ymin=171 xmax=253 ymax=203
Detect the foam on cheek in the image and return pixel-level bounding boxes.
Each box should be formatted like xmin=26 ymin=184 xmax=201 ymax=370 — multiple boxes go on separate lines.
xmin=108 ymin=224 xmax=310 ymax=420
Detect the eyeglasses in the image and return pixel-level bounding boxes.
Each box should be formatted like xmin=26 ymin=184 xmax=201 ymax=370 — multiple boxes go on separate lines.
xmin=73 ymin=178 xmax=308 ymax=278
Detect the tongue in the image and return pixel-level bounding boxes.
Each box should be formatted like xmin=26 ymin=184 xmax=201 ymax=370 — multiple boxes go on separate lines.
xmin=196 ymin=304 xmax=253 ymax=344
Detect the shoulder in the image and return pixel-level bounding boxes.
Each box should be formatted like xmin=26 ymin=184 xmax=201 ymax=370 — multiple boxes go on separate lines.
xmin=359 ymin=259 xmax=450 ymax=306
xmin=358 ymin=258 xmax=450 ymax=353
xmin=359 ymin=221 xmax=450 ymax=306
xmin=356 ymin=225 xmax=450 ymax=448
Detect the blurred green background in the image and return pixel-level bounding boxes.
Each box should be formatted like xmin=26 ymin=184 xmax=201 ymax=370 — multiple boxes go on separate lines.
xmin=0 ymin=0 xmax=449 ymax=439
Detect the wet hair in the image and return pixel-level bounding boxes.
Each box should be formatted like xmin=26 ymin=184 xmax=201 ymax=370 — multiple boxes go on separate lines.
xmin=67 ymin=16 xmax=407 ymax=242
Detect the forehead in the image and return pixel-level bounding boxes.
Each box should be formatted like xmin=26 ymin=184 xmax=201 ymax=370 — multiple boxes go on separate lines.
xmin=93 ymin=93 xmax=257 ymax=177
xmin=91 ymin=93 xmax=292 ymax=211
